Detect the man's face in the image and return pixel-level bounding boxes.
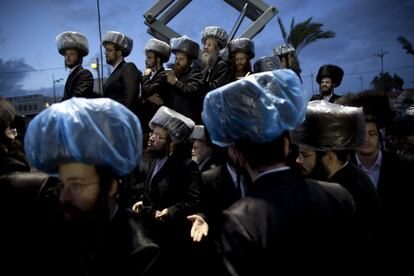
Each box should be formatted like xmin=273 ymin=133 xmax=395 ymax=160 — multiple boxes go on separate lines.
xmin=203 ymin=38 xmax=219 ymax=54
xmin=147 ymin=125 xmax=169 ymax=154
xmin=173 ymin=52 xmax=189 ymax=75
xmin=64 ymin=49 xmax=81 ymax=68
xmin=320 ymin=77 xmax=334 ymax=96
xmin=192 ymin=140 xmax=211 ymax=164
xmin=145 ymin=51 xmax=158 ymax=69
xmin=202 ymin=38 xmax=220 ymax=67
xmin=357 ymin=122 xmax=380 ymax=156
xmin=104 ymin=43 xmax=121 ymax=65
xmin=234 ymin=52 xmax=249 ymax=71
xmin=58 ymin=163 xmax=101 ymax=223
xmin=296 ymin=145 xmax=318 ymax=177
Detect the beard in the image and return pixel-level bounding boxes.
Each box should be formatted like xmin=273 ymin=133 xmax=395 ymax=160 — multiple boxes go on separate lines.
xmin=320 ymin=86 xmax=334 ymax=97
xmin=59 ymin=200 xmax=103 ymax=237
xmin=201 ymin=51 xmax=218 ymax=68
xmin=234 ymin=63 xmax=251 ymax=78
xmin=173 ymin=63 xmax=188 ymax=78
xmin=146 ymin=143 xmax=169 ymax=159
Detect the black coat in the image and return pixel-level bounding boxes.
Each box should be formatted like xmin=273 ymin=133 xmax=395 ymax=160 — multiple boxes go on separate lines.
xmin=202 ymin=58 xmax=232 ymax=92
xmin=140 ymin=151 xmax=202 ymax=275
xmin=103 ymin=60 xmax=142 ymax=112
xmin=328 ymin=162 xmax=383 ymax=233
xmin=139 ymin=68 xmax=169 ymax=132
xmin=310 ymin=93 xmax=341 ymax=103
xmin=200 ymin=165 xmax=242 ymax=230
xmin=62 ymin=66 xmax=94 ymax=100
xmin=165 ymin=66 xmax=204 ymax=123
xmin=216 ymin=169 xmax=356 ymax=275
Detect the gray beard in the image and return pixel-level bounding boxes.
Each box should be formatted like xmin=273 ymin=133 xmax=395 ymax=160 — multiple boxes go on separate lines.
xmin=202 ymin=52 xmax=218 ymax=68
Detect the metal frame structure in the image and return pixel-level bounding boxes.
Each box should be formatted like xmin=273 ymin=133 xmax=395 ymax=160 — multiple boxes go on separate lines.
xmin=143 ymin=0 xmax=278 ymax=43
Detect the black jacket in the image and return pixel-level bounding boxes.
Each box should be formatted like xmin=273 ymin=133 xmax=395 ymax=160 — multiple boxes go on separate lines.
xmin=139 ymin=68 xmax=169 ymax=132
xmin=62 ymin=65 xmax=94 ymax=100
xmin=200 ymin=165 xmax=242 ymax=230
xmin=202 ymin=58 xmax=232 ymax=92
xmin=165 ymin=66 xmax=204 ymax=123
xmin=216 ymin=169 xmax=356 ymax=275
xmin=103 ymin=60 xmax=142 ymax=112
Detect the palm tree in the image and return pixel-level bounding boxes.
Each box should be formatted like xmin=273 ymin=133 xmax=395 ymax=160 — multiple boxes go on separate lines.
xmin=277 ymin=17 xmax=335 ymax=56
xmin=396 ymin=36 xmax=414 ymax=56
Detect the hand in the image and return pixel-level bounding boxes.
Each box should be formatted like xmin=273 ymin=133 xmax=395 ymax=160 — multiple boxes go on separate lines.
xmin=132 ymin=201 xmax=143 ymax=213
xmin=144 ymin=68 xmax=152 ymax=76
xmin=155 ymin=208 xmax=169 ymax=222
xmin=147 ymin=94 xmax=163 ymax=105
xmin=166 ymin=70 xmax=177 ymax=85
xmin=187 ymin=214 xmax=209 ymax=242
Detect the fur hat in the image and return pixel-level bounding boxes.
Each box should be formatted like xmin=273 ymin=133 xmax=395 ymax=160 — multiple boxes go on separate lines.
xmin=290 ymin=100 xmax=366 ymax=151
xmin=253 ymin=56 xmax=281 ymax=73
xmin=335 ymin=91 xmax=393 ymax=128
xmin=149 ymin=106 xmax=195 ymax=143
xmin=144 ymin=38 xmax=171 ymax=63
xmin=229 ymin=38 xmax=255 ymax=59
xmin=189 ymin=125 xmax=206 ymax=142
xmin=24 ymin=98 xmax=143 ymax=176
xmin=170 ymin=37 xmax=200 ymax=60
xmin=56 ymin=31 xmax=89 ymax=57
xmin=201 ymin=26 xmax=229 ymax=49
xmin=273 ymin=43 xmax=295 ymax=56
xmin=203 ymin=69 xmax=310 ymax=147
xmin=102 ymin=31 xmax=133 ymax=57
xmin=316 ymin=64 xmax=344 ymax=87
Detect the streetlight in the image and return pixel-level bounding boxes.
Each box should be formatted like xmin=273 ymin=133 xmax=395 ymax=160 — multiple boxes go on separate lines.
xmin=52 ymin=74 xmax=64 ymax=103
xmin=91 ymin=57 xmax=102 ymax=96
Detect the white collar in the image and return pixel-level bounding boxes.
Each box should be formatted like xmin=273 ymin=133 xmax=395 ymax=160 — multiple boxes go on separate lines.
xmin=69 ymin=65 xmax=80 ymax=75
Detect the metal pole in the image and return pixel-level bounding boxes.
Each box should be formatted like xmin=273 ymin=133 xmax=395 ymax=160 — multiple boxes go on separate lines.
xmin=373 ymin=48 xmax=389 ymax=74
xmin=97 ymin=0 xmax=104 ymax=95
xmin=227 ymin=3 xmax=249 ymax=44
xmin=96 ymin=57 xmax=101 ymax=95
xmin=310 ymin=71 xmax=314 ymax=95
xmin=52 ymin=74 xmax=56 ymax=103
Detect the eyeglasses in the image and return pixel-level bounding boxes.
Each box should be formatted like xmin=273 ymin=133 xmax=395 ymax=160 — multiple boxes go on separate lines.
xmin=149 ymin=132 xmax=167 ymax=140
xmin=104 ymin=48 xmax=117 ymax=54
xmin=58 ymin=180 xmax=97 ymax=195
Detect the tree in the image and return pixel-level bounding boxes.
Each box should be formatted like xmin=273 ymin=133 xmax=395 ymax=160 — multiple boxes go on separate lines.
xmin=277 ymin=17 xmax=335 ymax=56
xmin=396 ymin=36 xmax=414 ymax=56
xmin=370 ymin=72 xmax=404 ymax=92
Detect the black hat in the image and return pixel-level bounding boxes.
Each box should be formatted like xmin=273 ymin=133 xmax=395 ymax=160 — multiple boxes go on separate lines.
xmin=335 ymin=91 xmax=394 ymax=129
xmin=170 ymin=37 xmax=200 ymax=60
xmin=316 ymin=64 xmax=344 ymax=87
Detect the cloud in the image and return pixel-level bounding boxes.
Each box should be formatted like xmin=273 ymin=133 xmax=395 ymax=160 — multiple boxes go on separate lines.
xmin=0 ymin=58 xmax=36 ymax=96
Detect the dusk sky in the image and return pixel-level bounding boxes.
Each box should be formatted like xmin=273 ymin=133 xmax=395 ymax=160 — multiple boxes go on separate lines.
xmin=1 ymin=0 xmax=413 ymax=98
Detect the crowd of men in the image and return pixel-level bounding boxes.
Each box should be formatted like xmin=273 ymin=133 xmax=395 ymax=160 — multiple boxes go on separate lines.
xmin=0 ymin=26 xmax=413 ymax=275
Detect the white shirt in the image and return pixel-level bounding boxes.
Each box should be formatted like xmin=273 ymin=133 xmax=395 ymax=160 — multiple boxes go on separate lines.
xmin=355 ymin=151 xmax=382 ymax=189
xmin=111 ymin=60 xmax=123 ymax=73
xmin=323 ymin=94 xmax=333 ymax=102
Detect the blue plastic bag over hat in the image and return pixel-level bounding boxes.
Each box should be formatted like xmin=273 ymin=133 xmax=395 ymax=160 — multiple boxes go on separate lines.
xmin=203 ymin=69 xmax=311 ymax=147
xmin=24 ymin=98 xmax=143 ymax=176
